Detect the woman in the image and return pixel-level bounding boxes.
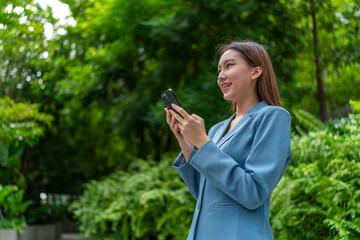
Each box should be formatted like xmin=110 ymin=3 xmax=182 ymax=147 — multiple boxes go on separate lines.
xmin=164 ymin=41 xmax=291 ymax=240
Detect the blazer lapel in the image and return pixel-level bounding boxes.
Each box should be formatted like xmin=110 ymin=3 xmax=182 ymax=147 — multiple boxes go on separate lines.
xmin=217 ymin=114 xmax=249 ymax=147
xmin=216 ymin=101 xmax=268 ymax=148
xmin=212 ymin=113 xmax=236 ymax=144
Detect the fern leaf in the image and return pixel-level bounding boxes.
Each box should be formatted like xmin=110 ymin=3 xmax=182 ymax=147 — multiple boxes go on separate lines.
xmin=293 ymin=108 xmax=326 ymax=132
xmin=340 ymin=219 xmax=360 ymax=236
xmin=324 ymin=218 xmax=350 ymax=240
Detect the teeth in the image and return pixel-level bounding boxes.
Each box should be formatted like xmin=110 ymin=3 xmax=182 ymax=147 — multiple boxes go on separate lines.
xmin=223 ymin=84 xmax=231 ymax=89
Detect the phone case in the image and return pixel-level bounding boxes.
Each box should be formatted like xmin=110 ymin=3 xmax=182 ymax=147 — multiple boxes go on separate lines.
xmin=161 ymin=88 xmax=183 ymax=118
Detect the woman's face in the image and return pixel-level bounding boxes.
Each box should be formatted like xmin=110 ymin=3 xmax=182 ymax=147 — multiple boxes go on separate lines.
xmin=217 ymin=49 xmax=258 ymax=103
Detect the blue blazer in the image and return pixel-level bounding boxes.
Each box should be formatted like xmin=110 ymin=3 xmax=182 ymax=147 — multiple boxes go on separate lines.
xmin=173 ymin=101 xmax=291 ymax=240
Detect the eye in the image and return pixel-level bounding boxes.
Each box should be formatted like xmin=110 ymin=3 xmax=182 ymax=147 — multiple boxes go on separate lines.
xmin=226 ymin=63 xmax=234 ymax=68
xmin=217 ymin=68 xmax=222 ymax=74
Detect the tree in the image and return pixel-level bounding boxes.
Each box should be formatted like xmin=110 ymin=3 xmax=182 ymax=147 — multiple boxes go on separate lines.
xmin=310 ymin=0 xmax=327 ymax=121
xmin=0 ymin=0 xmax=54 ymax=101
xmin=280 ymin=0 xmax=360 ymax=119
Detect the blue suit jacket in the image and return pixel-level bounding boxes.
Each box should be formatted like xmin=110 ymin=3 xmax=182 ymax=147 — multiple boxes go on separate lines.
xmin=173 ymin=101 xmax=291 ymax=240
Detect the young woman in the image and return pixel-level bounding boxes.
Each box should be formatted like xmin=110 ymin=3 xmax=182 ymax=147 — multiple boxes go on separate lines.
xmin=165 ymin=40 xmax=291 ymax=240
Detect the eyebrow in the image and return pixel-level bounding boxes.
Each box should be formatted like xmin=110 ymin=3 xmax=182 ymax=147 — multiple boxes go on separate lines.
xmin=218 ymin=59 xmax=236 ymax=68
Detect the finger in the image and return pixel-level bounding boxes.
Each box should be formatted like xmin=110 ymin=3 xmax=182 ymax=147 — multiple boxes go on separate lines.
xmin=166 ymin=111 xmax=170 ymax=125
xmin=191 ymin=113 xmax=199 ymax=119
xmin=171 ymin=117 xmax=181 ymax=135
xmin=171 ymin=104 xmax=190 ymax=119
xmin=170 ymin=113 xmax=177 ymax=128
xmin=170 ymin=109 xmax=185 ymax=124
xmin=171 ymin=115 xmax=183 ymax=134
xmin=191 ymin=113 xmax=203 ymax=122
xmin=166 ymin=109 xmax=172 ymax=125
xmin=175 ymin=123 xmax=183 ymax=134
xmin=174 ymin=123 xmax=181 ymax=133
xmin=168 ymin=110 xmax=179 ymax=128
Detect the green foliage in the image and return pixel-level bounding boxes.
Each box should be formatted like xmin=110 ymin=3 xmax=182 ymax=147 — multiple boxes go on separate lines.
xmin=0 ymin=0 xmax=52 ymax=102
xmin=71 ymin=112 xmax=360 ymax=239
xmin=270 ymin=112 xmax=360 ymax=239
xmin=0 ymin=96 xmax=52 ymax=226
xmin=1 ymin=0 xmax=359 ymax=230
xmin=70 ymin=155 xmax=195 ymax=239
xmin=292 ymin=108 xmax=326 ymax=136
xmin=278 ymin=0 xmax=360 ymax=115
xmin=349 ymin=100 xmax=360 ymax=113
xmin=0 ymin=97 xmax=53 ymax=190
xmin=0 ymin=97 xmax=53 ymax=146
xmin=0 ymin=184 xmax=32 ymax=231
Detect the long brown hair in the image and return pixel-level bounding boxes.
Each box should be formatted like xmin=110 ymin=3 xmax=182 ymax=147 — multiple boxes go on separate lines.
xmin=216 ymin=40 xmax=281 ymax=110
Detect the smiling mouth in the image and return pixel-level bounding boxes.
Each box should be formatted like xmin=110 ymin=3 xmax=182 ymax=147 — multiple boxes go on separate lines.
xmin=222 ymin=83 xmax=232 ymax=89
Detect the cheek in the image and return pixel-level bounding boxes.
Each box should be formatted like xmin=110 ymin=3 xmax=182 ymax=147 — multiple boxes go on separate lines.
xmin=233 ymin=71 xmax=252 ymax=84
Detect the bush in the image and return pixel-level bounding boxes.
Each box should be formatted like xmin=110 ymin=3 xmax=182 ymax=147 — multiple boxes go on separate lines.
xmin=270 ymin=102 xmax=360 ymax=239
xmin=0 ymin=184 xmax=32 ymax=232
xmin=0 ymin=96 xmax=53 ymax=188
xmin=70 ymin=155 xmax=195 ymax=240
xmin=0 ymin=97 xmax=53 ymax=227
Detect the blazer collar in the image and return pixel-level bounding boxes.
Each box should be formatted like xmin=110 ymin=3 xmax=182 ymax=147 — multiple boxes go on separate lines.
xmin=213 ymin=101 xmax=268 ymax=146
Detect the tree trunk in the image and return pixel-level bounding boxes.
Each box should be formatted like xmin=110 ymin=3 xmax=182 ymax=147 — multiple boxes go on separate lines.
xmin=310 ymin=0 xmax=327 ymax=122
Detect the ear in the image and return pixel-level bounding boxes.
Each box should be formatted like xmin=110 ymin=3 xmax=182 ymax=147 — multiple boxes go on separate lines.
xmin=251 ymin=67 xmax=262 ymax=80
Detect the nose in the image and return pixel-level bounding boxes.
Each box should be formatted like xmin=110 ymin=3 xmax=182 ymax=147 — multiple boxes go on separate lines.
xmin=218 ymin=70 xmax=226 ymax=82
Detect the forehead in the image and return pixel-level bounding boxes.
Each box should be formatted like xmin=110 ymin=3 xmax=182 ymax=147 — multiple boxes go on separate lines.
xmin=218 ymin=49 xmax=242 ymax=66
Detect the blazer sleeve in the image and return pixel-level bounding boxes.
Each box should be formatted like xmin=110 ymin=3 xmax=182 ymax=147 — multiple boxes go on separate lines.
xmin=173 ymin=147 xmax=200 ymax=200
xmin=188 ymin=107 xmax=291 ymax=210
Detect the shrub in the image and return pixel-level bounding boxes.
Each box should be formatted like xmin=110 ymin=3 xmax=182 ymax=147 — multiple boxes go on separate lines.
xmin=0 ymin=97 xmax=53 ymax=227
xmin=270 ymin=102 xmax=360 ymax=239
xmin=70 ymin=156 xmax=195 ymax=239
xmin=0 ymin=184 xmax=32 ymax=232
xmin=0 ymin=96 xmax=53 ymax=188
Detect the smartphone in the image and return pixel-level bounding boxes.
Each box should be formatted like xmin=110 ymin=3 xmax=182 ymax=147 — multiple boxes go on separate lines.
xmin=161 ymin=88 xmax=183 ymax=118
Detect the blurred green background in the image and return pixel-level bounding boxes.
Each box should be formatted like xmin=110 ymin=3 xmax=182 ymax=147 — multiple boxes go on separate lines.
xmin=1 ymin=0 xmax=359 ymax=239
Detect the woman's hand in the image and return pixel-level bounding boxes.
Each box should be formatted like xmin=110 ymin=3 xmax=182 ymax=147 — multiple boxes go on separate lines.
xmin=165 ymin=108 xmax=194 ymax=161
xmin=169 ymin=104 xmax=210 ymax=149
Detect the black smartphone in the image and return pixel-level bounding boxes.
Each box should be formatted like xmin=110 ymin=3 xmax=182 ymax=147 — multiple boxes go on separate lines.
xmin=161 ymin=88 xmax=183 ymax=118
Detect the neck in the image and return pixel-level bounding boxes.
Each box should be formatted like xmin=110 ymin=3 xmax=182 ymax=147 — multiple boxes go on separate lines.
xmin=234 ymin=96 xmax=260 ymax=118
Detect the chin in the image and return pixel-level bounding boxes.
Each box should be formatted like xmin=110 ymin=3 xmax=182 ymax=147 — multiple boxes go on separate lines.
xmin=222 ymin=93 xmax=234 ymax=101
